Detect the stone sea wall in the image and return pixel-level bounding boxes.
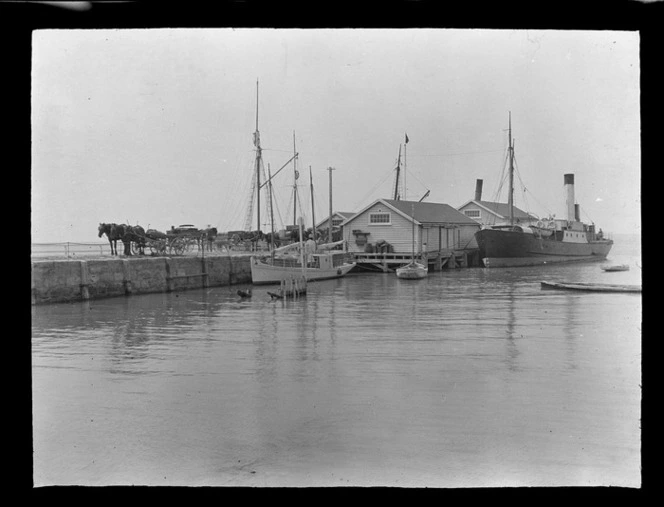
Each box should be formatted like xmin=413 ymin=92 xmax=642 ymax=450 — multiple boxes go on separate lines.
xmin=31 ymin=254 xmax=252 ymax=305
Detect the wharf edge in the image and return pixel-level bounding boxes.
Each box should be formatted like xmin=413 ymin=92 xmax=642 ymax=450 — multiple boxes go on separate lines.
xmin=31 ymin=254 xmax=252 ymax=305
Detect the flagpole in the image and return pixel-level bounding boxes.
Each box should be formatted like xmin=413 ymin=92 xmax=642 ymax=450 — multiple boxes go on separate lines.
xmin=404 ymin=133 xmax=409 ymax=201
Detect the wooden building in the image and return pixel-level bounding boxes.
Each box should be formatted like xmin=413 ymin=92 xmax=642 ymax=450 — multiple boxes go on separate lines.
xmin=341 ymin=199 xmax=480 ymax=255
xmin=457 ymin=179 xmax=537 ymax=228
xmin=315 ymin=211 xmax=355 ymax=232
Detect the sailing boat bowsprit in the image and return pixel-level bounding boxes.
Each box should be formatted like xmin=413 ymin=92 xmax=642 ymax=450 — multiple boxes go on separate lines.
xmin=474 ymin=115 xmax=613 ymax=268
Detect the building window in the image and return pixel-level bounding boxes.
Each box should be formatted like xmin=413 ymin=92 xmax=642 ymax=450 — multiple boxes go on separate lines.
xmin=369 ymin=212 xmax=391 ymax=225
xmin=464 ymin=209 xmax=481 ymax=218
xmin=332 ymin=218 xmax=343 ymax=226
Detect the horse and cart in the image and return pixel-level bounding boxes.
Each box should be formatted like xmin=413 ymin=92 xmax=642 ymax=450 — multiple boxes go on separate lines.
xmin=98 ymin=223 xmax=217 ymax=256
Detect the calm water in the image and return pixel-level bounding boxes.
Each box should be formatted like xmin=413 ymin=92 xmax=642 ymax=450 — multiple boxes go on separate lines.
xmin=32 ymin=236 xmax=642 ymax=487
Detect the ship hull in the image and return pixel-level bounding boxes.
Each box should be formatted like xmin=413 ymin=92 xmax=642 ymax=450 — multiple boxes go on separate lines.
xmin=475 ymin=228 xmax=613 ymax=268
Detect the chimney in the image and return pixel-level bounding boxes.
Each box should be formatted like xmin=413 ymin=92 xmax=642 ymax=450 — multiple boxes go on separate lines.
xmin=574 ymin=204 xmax=580 ymax=222
xmin=474 ymin=179 xmax=483 ymax=201
xmin=564 ymin=174 xmax=575 ymax=222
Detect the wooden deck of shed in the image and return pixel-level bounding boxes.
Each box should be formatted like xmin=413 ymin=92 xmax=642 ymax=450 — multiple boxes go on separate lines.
xmin=352 ymin=248 xmax=481 ymax=272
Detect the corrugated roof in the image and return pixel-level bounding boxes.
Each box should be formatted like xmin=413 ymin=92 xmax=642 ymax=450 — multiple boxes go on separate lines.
xmin=475 ymin=200 xmax=535 ymax=220
xmin=384 ymin=199 xmax=480 ymax=225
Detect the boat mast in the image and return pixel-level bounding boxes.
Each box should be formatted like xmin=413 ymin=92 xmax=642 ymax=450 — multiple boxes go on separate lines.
xmin=328 ymin=166 xmax=335 ymax=242
xmin=268 ymin=163 xmax=275 ymax=254
xmin=404 ymin=133 xmax=409 ymax=201
xmin=310 ymin=166 xmax=316 ymax=243
xmin=393 ymin=145 xmax=402 ymax=200
xmin=411 ymin=203 xmax=415 ymax=262
xmin=292 ymin=131 xmax=298 ymax=228
xmin=508 ymin=112 xmax=514 ymax=227
xmin=254 ymin=80 xmax=262 ymax=233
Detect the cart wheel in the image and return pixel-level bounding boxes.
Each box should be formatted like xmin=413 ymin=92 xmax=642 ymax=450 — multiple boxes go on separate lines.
xmin=172 ymin=241 xmax=186 ymax=256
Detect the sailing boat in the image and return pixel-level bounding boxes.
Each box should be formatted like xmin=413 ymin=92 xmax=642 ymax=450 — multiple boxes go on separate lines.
xmin=396 ymin=204 xmax=428 ymax=279
xmin=474 ymin=113 xmax=613 ymax=268
xmin=248 ymin=98 xmax=355 ymax=284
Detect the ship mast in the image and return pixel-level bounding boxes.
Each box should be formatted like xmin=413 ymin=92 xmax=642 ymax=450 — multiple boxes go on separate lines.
xmin=508 ymin=112 xmax=514 ymax=227
xmin=292 ymin=131 xmax=298 ymax=228
xmin=328 ymin=166 xmax=335 ymax=242
xmin=254 ymin=80 xmax=262 ymax=233
xmin=310 ymin=166 xmax=316 ymax=243
xmin=393 ymin=145 xmax=402 ymax=200
xmin=268 ymin=163 xmax=275 ymax=254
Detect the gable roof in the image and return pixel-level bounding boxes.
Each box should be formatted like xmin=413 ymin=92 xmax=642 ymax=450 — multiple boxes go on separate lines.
xmin=315 ymin=211 xmax=355 ymax=229
xmin=459 ymin=200 xmax=536 ymax=220
xmin=342 ymin=199 xmax=480 ymax=227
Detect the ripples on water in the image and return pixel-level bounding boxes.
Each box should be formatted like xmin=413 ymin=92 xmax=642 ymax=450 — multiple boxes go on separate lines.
xmin=32 ymin=238 xmax=642 ymax=487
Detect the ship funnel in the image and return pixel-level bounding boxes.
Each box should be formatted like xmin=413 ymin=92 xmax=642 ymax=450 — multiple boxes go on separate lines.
xmin=475 ymin=179 xmax=483 ymax=201
xmin=574 ymin=204 xmax=580 ymax=222
xmin=564 ymin=173 xmax=575 ymax=222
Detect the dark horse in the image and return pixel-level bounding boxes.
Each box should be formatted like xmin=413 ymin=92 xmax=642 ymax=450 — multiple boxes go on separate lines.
xmin=121 ymin=224 xmax=147 ymax=256
xmin=199 ymin=227 xmax=218 ymax=252
xmin=98 ymin=222 xmax=123 ymax=256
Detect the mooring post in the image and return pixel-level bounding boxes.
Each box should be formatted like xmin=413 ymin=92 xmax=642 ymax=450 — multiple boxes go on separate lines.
xmin=121 ymin=259 xmax=133 ymax=294
xmin=165 ymin=258 xmax=174 ymax=292
xmin=79 ymin=260 xmax=90 ymax=300
xmin=201 ymin=257 xmax=209 ymax=288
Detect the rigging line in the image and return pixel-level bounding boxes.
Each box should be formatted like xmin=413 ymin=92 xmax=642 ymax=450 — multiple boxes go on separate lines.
xmin=512 ymin=156 xmax=554 ymax=218
xmin=404 ymin=167 xmax=429 ymax=191
xmin=409 ymin=148 xmax=505 ymax=158
xmin=352 ymin=169 xmax=395 ymax=209
xmin=491 ymin=149 xmax=510 ymax=203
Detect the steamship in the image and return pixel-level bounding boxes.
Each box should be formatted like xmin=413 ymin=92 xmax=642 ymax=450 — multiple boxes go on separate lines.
xmin=473 ymin=116 xmax=613 ymax=268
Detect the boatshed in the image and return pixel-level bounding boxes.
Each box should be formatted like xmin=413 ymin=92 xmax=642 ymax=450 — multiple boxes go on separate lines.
xmin=341 ymin=198 xmax=481 ymax=254
xmin=315 ymin=211 xmax=355 ymax=232
xmin=457 ymin=179 xmax=537 ymax=226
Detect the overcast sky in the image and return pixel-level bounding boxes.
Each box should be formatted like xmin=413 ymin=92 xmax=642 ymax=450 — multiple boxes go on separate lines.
xmin=31 ymin=28 xmax=640 ymax=243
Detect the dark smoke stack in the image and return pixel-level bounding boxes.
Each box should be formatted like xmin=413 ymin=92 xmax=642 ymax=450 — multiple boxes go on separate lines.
xmin=475 ymin=179 xmax=483 ymax=201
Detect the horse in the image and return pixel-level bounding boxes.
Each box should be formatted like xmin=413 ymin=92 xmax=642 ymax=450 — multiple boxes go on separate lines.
xmin=98 ymin=222 xmax=122 ymax=256
xmin=122 ymin=225 xmax=147 ymax=255
xmin=199 ymin=227 xmax=218 ymax=252
xmin=110 ymin=224 xmax=131 ymax=255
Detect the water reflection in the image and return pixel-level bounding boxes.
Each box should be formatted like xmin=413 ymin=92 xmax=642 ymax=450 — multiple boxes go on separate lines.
xmin=504 ymin=281 xmax=519 ymax=373
xmin=32 ymin=248 xmax=641 ymax=487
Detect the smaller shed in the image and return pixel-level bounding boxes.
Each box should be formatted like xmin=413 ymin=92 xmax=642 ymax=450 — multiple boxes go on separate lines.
xmin=341 ymin=198 xmax=481 ymax=254
xmin=457 ymin=179 xmax=537 ymax=226
xmin=315 ymin=211 xmax=355 ymax=231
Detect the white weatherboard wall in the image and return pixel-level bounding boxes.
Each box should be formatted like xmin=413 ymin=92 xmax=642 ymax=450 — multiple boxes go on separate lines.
xmin=344 ymin=202 xmax=417 ymax=254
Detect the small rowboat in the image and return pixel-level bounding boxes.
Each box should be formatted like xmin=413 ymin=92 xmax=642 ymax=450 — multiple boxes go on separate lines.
xmin=541 ymin=281 xmax=641 ymax=293
xmin=396 ymin=261 xmax=428 ymax=280
xmin=601 ymin=264 xmax=630 ymax=272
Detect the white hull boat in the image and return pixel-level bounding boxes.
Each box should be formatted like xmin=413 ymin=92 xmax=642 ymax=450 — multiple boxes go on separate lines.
xmin=396 ymin=261 xmax=428 ymax=279
xmin=251 ymin=251 xmax=355 ymax=285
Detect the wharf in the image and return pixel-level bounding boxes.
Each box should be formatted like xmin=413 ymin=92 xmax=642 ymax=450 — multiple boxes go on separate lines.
xmin=352 ymin=248 xmax=480 ymax=273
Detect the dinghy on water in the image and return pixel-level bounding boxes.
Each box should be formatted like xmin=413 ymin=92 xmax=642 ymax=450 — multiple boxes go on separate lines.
xmin=540 ymin=281 xmax=641 ymax=293
xmin=601 ymin=264 xmax=630 ymax=272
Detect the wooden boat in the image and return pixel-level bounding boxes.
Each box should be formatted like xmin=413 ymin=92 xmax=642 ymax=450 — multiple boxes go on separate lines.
xmin=396 ymin=261 xmax=428 ymax=279
xmin=540 ymin=281 xmax=641 ymax=293
xmin=396 ymin=204 xmax=428 ymax=280
xmin=601 ymin=264 xmax=630 ymax=272
xmin=246 ymin=85 xmax=355 ymax=285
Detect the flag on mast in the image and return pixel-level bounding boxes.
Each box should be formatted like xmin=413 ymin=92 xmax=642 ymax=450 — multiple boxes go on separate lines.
xmin=405 ymin=133 xmax=409 ymax=144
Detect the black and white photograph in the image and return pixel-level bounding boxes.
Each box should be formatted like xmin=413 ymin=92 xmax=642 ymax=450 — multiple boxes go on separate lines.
xmin=26 ymin=2 xmax=647 ymax=491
